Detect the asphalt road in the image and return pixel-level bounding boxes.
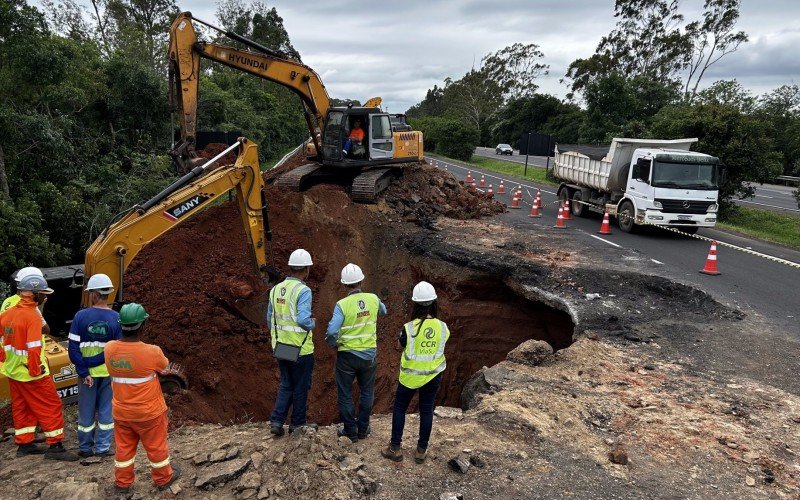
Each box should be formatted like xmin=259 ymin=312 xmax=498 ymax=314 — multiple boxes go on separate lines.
xmin=476 ymin=146 xmax=800 ymax=215
xmin=427 ymin=153 xmax=800 ymax=335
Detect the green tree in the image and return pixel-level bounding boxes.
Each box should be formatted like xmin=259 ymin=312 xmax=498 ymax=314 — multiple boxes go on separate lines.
xmin=442 ymin=69 xmax=504 ymax=145
xmin=406 ymin=85 xmax=445 ymax=118
xmin=106 ymin=0 xmax=179 ymax=72
xmin=482 ymin=43 xmax=549 ymax=100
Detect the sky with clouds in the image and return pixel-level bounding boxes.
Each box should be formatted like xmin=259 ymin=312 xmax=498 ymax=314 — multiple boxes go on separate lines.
xmin=58 ymin=0 xmax=800 ymax=112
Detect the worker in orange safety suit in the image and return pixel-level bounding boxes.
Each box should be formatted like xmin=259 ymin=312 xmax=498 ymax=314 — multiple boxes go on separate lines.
xmin=104 ymin=302 xmax=181 ymax=493
xmin=0 ymin=274 xmax=78 ymax=461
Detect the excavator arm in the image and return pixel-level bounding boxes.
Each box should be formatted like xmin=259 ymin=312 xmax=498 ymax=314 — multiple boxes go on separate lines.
xmin=168 ymin=12 xmax=331 ymax=170
xmin=82 ymin=138 xmax=269 ymax=307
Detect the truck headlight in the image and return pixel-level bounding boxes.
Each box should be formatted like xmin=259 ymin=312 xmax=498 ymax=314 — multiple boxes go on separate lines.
xmin=653 ymin=201 xmax=663 ymax=209
xmin=707 ymin=203 xmax=718 ymax=213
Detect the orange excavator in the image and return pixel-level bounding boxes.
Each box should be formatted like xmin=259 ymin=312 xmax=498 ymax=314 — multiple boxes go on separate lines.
xmin=168 ymin=11 xmax=424 ymax=202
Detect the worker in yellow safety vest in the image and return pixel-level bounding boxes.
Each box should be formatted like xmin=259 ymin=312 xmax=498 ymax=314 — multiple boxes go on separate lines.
xmin=382 ymin=281 xmax=450 ymax=464
xmin=267 ymin=249 xmax=317 ymax=436
xmin=326 ymin=263 xmax=387 ymax=441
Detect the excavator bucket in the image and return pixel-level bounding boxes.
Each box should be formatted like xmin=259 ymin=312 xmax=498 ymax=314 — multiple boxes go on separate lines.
xmin=231 ymin=291 xmax=270 ymax=326
xmin=158 ymin=363 xmax=188 ymax=395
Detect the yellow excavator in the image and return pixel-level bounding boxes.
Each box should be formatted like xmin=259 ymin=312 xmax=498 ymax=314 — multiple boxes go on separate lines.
xmin=1 ymin=137 xmax=271 ymax=401
xmin=168 ymin=11 xmax=424 ymax=202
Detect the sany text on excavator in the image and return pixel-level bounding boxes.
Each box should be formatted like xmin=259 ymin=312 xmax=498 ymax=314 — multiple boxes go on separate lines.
xmin=1 ymin=138 xmax=273 ymax=402
xmin=168 ymin=12 xmax=424 ymax=202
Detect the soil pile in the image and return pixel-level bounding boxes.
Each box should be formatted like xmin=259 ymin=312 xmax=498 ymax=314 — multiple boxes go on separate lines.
xmin=123 ymin=162 xmax=571 ymax=426
xmin=197 ymin=142 xmax=239 ymax=165
xmin=383 ymin=163 xmax=505 ymax=223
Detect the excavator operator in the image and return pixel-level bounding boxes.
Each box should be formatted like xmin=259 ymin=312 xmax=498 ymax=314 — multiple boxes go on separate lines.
xmin=343 ymin=120 xmax=365 ymax=157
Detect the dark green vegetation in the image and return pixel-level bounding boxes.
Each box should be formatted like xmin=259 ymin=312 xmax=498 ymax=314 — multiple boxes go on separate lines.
xmin=0 ymin=0 xmax=308 ymax=280
xmin=716 ymin=207 xmax=800 ymax=251
xmin=407 ymin=0 xmax=800 ymax=215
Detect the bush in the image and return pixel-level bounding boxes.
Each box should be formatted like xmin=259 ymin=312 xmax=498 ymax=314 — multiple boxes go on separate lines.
xmin=410 ymin=117 xmax=478 ymax=161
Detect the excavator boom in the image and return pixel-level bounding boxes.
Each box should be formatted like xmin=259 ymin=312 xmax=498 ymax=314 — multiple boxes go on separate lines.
xmin=169 ymin=12 xmax=330 ymax=168
xmin=82 ymin=138 xmax=269 ymax=307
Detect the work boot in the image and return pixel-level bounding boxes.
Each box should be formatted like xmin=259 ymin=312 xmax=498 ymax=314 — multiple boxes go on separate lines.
xmin=270 ymin=424 xmax=285 ymax=437
xmin=45 ymin=443 xmax=79 ymax=461
xmin=414 ymin=446 xmax=428 ymax=464
xmin=158 ymin=463 xmax=182 ymax=491
xmin=357 ymin=426 xmax=371 ymax=440
xmin=381 ymin=443 xmax=403 ymax=462
xmin=16 ymin=443 xmax=46 ymax=457
xmin=95 ymin=449 xmax=115 ymax=458
xmin=112 ymin=484 xmax=132 ymax=499
xmin=77 ymin=450 xmax=94 ymax=459
xmin=337 ymin=425 xmax=358 ymax=442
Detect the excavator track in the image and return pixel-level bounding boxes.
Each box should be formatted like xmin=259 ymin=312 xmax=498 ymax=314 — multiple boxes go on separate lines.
xmin=351 ymin=168 xmax=401 ymax=203
xmin=273 ymin=163 xmax=325 ymax=191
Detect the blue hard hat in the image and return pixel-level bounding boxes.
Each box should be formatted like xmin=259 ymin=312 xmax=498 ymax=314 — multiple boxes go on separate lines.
xmin=17 ymin=274 xmax=54 ymax=294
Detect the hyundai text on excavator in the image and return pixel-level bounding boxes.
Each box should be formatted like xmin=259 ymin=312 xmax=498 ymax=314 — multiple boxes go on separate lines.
xmin=168 ymin=11 xmax=424 ymax=202
xmin=1 ymin=138 xmax=272 ymax=402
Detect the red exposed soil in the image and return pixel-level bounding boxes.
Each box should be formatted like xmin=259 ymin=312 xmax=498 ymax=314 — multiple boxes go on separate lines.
xmin=123 ymin=155 xmax=572 ymax=427
xmin=197 ymin=142 xmax=239 ymax=165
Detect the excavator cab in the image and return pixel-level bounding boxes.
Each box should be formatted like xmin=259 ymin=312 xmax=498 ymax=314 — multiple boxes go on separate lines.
xmin=321 ymin=107 xmax=396 ymax=164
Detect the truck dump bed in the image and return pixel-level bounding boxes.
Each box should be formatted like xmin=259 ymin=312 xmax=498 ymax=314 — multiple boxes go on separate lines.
xmin=553 ymin=138 xmax=698 ymax=193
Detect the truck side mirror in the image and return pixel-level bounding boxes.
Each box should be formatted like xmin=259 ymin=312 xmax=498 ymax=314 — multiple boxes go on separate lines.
xmin=633 ymin=158 xmax=651 ymax=183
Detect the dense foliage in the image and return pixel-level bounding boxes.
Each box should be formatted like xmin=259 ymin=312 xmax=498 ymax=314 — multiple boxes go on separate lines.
xmin=0 ymin=0 xmax=308 ymax=280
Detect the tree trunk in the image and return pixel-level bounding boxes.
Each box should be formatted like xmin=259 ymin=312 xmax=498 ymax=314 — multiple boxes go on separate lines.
xmin=0 ymin=143 xmax=11 ymax=202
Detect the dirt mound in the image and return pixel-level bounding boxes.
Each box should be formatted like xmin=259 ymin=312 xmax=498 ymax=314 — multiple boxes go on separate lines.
xmin=198 ymin=142 xmax=239 ymax=165
xmin=384 ymin=163 xmax=505 ymax=225
xmin=124 ymin=174 xmax=571 ymax=426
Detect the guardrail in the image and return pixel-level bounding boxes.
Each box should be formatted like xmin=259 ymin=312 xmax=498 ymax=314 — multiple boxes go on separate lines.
xmin=775 ymin=175 xmax=800 ymax=186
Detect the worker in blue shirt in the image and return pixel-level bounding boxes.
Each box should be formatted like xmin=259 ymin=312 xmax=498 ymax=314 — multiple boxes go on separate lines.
xmin=267 ymin=249 xmax=317 ymax=436
xmin=326 ymin=263 xmax=387 ymax=441
xmin=68 ymin=273 xmax=122 ymax=458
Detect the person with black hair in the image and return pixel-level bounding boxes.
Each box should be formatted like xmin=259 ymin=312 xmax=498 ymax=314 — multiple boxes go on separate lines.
xmin=381 ymin=281 xmax=450 ymax=463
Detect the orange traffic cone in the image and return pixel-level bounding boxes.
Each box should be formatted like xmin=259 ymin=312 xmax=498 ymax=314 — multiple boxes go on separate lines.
xmin=479 ymin=175 xmax=486 ymax=188
xmin=535 ymin=191 xmax=543 ymax=212
xmin=598 ymin=209 xmax=612 ymax=235
xmin=563 ymin=198 xmax=572 ymax=220
xmin=529 ymin=198 xmax=541 ymax=217
xmin=554 ymin=205 xmax=567 ymax=229
xmin=498 ymin=180 xmax=506 ymax=194
xmin=510 ymin=193 xmax=521 ymax=209
xmin=516 ymin=186 xmax=523 ymax=199
xmin=487 ymin=184 xmax=493 ymax=197
xmin=699 ymin=240 xmax=721 ymax=275
xmin=465 ymin=171 xmax=474 ymax=185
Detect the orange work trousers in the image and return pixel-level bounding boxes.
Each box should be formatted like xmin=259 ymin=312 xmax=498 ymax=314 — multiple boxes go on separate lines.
xmin=9 ymin=377 xmax=65 ymax=445
xmin=114 ymin=412 xmax=174 ymax=488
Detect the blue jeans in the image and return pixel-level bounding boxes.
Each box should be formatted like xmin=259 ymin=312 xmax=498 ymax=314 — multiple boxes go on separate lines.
xmin=270 ymin=354 xmax=314 ymax=428
xmin=77 ymin=376 xmax=113 ymax=453
xmin=335 ymin=351 xmax=377 ymax=436
xmin=390 ymin=374 xmax=442 ymax=450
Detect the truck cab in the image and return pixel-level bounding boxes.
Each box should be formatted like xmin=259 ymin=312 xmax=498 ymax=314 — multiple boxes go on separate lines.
xmin=619 ymin=149 xmax=720 ymax=233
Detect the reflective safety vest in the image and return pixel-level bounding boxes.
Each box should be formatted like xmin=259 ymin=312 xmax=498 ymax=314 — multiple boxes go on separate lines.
xmin=1 ymin=294 xmax=21 ymax=313
xmin=269 ymin=279 xmax=313 ymax=356
xmin=70 ymin=312 xmax=118 ymax=378
xmin=336 ymin=292 xmax=380 ymax=352
xmin=399 ymin=318 xmax=449 ymax=389
xmin=1 ymin=309 xmax=49 ymax=382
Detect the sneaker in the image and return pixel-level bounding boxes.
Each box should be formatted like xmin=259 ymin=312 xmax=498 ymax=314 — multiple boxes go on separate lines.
xmin=270 ymin=424 xmax=285 ymax=437
xmin=381 ymin=444 xmax=403 ymax=462
xmin=16 ymin=443 xmax=46 ymax=457
xmin=337 ymin=425 xmax=358 ymax=442
xmin=45 ymin=443 xmax=79 ymax=462
xmin=357 ymin=427 xmax=371 ymax=440
xmin=77 ymin=450 xmax=94 ymax=459
xmin=289 ymin=423 xmax=318 ymax=434
xmin=158 ymin=463 xmax=182 ymax=491
xmin=414 ymin=446 xmax=428 ymax=464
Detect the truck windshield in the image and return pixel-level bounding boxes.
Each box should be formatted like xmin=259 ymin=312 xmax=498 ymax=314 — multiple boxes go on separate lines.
xmin=652 ymin=160 xmax=718 ymax=190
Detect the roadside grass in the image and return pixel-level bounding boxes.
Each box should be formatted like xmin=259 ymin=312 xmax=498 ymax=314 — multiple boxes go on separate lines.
xmin=434 ymin=154 xmax=558 ymax=186
xmin=718 ymin=206 xmax=800 ymax=250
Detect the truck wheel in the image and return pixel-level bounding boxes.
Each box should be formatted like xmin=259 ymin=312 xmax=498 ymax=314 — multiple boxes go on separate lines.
xmin=681 ymin=227 xmax=699 ymax=235
xmin=617 ymin=201 xmax=637 ymax=233
xmin=571 ymin=191 xmax=587 ymax=217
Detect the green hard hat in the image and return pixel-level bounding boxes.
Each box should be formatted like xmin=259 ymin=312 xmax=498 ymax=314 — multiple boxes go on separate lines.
xmin=119 ymin=302 xmax=149 ymax=330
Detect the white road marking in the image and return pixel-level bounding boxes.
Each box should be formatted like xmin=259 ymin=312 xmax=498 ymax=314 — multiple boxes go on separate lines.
xmin=753 ymin=195 xmax=774 ymax=199
xmin=650 ymin=258 xmax=665 ymax=265
xmin=589 ymin=234 xmax=622 ymax=248
xmin=737 ymin=199 xmax=800 ymax=212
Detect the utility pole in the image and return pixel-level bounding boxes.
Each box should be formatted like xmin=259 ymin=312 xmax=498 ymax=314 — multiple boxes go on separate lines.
xmin=544 ymin=135 xmax=553 ymax=176
xmin=524 ymin=132 xmax=532 ymax=177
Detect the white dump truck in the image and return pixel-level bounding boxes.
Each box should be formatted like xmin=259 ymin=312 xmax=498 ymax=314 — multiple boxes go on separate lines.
xmin=553 ymin=138 xmax=723 ymax=233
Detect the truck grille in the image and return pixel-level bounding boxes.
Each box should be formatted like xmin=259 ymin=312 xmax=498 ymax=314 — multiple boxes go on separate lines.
xmin=655 ymin=199 xmax=714 ymax=214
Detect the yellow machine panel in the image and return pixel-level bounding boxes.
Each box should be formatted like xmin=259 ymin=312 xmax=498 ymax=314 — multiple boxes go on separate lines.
xmin=394 ymin=131 xmax=424 ymax=160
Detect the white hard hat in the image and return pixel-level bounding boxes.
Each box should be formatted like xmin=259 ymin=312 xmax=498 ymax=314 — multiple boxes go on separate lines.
xmin=85 ymin=273 xmax=114 ymax=292
xmin=340 ymin=263 xmax=365 ymax=285
xmin=288 ymin=249 xmax=313 ymax=267
xmin=412 ymin=281 xmax=437 ymax=304
xmin=15 ymin=266 xmax=43 ymax=283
